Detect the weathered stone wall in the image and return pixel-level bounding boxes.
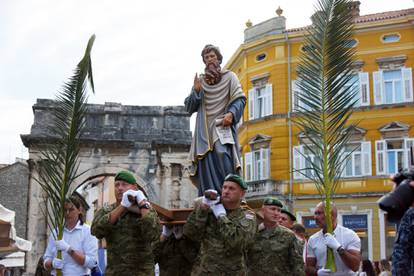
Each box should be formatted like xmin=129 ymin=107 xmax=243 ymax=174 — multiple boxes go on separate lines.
xmin=21 ymin=99 xmax=197 ymax=275
xmin=0 ymin=161 xmax=29 ymax=238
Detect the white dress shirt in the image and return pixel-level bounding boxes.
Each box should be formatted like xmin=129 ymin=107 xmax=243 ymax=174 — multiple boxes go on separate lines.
xmin=307 ymin=225 xmax=361 ymax=276
xmin=44 ymin=221 xmax=98 ymax=276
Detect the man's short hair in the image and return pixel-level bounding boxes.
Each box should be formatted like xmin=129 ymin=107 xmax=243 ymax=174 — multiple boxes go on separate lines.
xmin=201 ymin=44 xmax=223 ymax=65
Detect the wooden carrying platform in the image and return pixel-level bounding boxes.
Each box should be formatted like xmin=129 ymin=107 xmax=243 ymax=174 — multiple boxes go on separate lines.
xmin=151 ymin=203 xmax=193 ymax=225
xmin=150 ymin=202 xmax=262 ymax=225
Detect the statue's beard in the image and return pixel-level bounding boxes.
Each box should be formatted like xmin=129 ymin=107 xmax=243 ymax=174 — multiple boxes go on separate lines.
xmin=204 ymin=62 xmax=222 ymax=85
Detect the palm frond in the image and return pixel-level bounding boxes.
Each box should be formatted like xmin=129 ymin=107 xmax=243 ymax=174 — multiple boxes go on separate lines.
xmin=293 ymin=0 xmax=357 ymax=271
xmin=34 ymin=35 xmax=96 ymax=275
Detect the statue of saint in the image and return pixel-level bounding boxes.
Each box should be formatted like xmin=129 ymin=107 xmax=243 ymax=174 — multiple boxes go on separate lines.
xmin=185 ymin=44 xmax=246 ymax=195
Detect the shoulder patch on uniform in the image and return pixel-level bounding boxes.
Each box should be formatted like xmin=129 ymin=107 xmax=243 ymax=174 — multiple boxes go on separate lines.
xmin=245 ymin=212 xmax=255 ymax=220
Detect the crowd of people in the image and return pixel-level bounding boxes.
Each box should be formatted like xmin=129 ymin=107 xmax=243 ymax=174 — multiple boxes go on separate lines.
xmin=37 ymin=169 xmax=412 ymax=276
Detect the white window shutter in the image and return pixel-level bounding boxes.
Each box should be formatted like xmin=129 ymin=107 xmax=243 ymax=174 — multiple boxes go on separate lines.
xmin=361 ymin=141 xmax=372 ymax=176
xmin=292 ymin=80 xmax=299 ymax=112
xmin=373 ymin=71 xmax=384 ymax=105
xmin=293 ymin=146 xmax=304 ymax=179
xmin=402 ymin=67 xmax=413 ymax=102
xmin=359 ymin=72 xmax=370 ymax=106
xmin=339 ymin=148 xmax=347 ymax=177
xmin=264 ymin=84 xmax=273 ymax=116
xmin=260 ymin=148 xmax=270 ymax=179
xmin=248 ymin=88 xmax=255 ymax=120
xmin=244 ymin=152 xmax=253 ymax=181
xmin=403 ymin=138 xmax=414 ymax=168
xmin=375 ymin=140 xmax=386 ymax=175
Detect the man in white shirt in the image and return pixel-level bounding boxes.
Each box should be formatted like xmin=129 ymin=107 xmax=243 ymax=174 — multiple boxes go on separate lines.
xmin=305 ymin=202 xmax=361 ymax=276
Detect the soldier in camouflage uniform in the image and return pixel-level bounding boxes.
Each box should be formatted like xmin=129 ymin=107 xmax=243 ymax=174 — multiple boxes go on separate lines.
xmin=183 ymin=174 xmax=257 ymax=276
xmin=154 ymin=225 xmax=200 ymax=276
xmin=91 ymin=170 xmax=160 ymax=276
xmin=392 ymin=206 xmax=414 ymax=275
xmin=247 ymin=197 xmax=305 ymax=276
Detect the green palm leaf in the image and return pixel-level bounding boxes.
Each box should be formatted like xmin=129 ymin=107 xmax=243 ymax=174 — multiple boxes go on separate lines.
xmin=34 ymin=35 xmax=96 ymax=276
xmin=293 ymin=0 xmax=358 ymax=271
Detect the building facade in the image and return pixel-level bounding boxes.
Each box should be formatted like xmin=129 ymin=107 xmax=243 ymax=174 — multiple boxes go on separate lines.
xmin=0 ymin=160 xmax=31 ymax=275
xmin=21 ymin=99 xmax=197 ymax=274
xmin=226 ymin=2 xmax=414 ymax=261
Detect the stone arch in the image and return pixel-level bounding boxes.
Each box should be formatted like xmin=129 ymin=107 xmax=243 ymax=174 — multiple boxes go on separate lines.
xmin=21 ymin=100 xmax=194 ymax=273
xmin=70 ymin=165 xmax=154 ymax=200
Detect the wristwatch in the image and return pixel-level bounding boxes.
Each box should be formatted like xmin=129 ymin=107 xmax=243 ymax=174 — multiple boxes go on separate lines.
xmin=337 ymin=246 xmax=346 ymax=255
xmin=139 ymin=202 xmax=151 ymax=209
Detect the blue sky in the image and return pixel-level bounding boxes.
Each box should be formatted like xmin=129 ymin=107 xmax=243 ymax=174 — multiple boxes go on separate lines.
xmin=0 ymin=0 xmax=412 ymax=164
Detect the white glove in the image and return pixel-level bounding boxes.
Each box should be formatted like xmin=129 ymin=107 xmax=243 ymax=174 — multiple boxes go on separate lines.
xmin=202 ymin=189 xmax=220 ymax=206
xmin=323 ymin=233 xmax=341 ymax=251
xmin=211 ymin=203 xmax=226 ymax=218
xmin=162 ymin=225 xmax=173 ymax=237
xmin=317 ymin=268 xmax=332 ymax=276
xmin=55 ymin=239 xmax=70 ymax=252
xmin=52 ymin=257 xmax=64 ymax=269
xmin=258 ymin=222 xmax=265 ymax=231
xmin=120 ymin=190 xmax=141 ymax=207
xmin=134 ymin=190 xmax=147 ymax=205
xmin=173 ymin=225 xmax=183 ymax=239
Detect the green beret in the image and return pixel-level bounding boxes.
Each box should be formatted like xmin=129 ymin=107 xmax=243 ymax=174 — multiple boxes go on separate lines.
xmin=224 ymin=174 xmax=247 ymax=190
xmin=263 ymin=197 xmax=283 ymax=208
xmin=114 ymin=170 xmax=137 ymax=185
xmin=281 ymin=208 xmax=297 ymax=221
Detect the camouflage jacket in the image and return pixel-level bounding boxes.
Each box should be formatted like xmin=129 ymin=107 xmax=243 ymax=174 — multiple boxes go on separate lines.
xmin=183 ymin=206 xmax=257 ymax=276
xmin=247 ymin=225 xmax=305 ymax=276
xmin=392 ymin=207 xmax=414 ymax=276
xmin=153 ymin=235 xmax=200 ymax=276
xmin=91 ymin=203 xmax=161 ymax=276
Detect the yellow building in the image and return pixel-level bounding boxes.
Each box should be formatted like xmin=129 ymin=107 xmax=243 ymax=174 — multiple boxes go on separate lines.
xmin=226 ymin=2 xmax=414 ymax=261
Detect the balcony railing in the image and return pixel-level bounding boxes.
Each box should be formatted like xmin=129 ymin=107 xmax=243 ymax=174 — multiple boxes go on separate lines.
xmin=246 ymin=179 xmax=285 ymax=198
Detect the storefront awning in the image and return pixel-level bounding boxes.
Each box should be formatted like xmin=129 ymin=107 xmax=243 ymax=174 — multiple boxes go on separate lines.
xmin=0 ymin=205 xmax=31 ymax=261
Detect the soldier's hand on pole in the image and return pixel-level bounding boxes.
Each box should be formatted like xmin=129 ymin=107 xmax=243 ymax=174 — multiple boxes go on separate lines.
xmin=204 ymin=189 xmax=218 ymax=200
xmin=172 ymin=225 xmax=184 ymax=239
xmin=121 ymin=190 xmax=141 ymax=208
xmin=162 ymin=225 xmax=173 ymax=238
xmin=194 ymin=73 xmax=202 ymax=92
xmin=211 ymin=203 xmax=226 ymax=218
xmin=202 ymin=189 xmax=220 ymax=210
xmin=134 ymin=190 xmax=147 ymax=205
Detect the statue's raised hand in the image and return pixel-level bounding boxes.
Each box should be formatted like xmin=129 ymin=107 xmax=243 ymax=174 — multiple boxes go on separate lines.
xmin=194 ymin=73 xmax=202 ymax=92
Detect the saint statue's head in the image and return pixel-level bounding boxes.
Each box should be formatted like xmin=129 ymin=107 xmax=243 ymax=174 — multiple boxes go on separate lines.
xmin=201 ymin=44 xmax=223 ymax=65
xmin=201 ymin=44 xmax=223 ymax=85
